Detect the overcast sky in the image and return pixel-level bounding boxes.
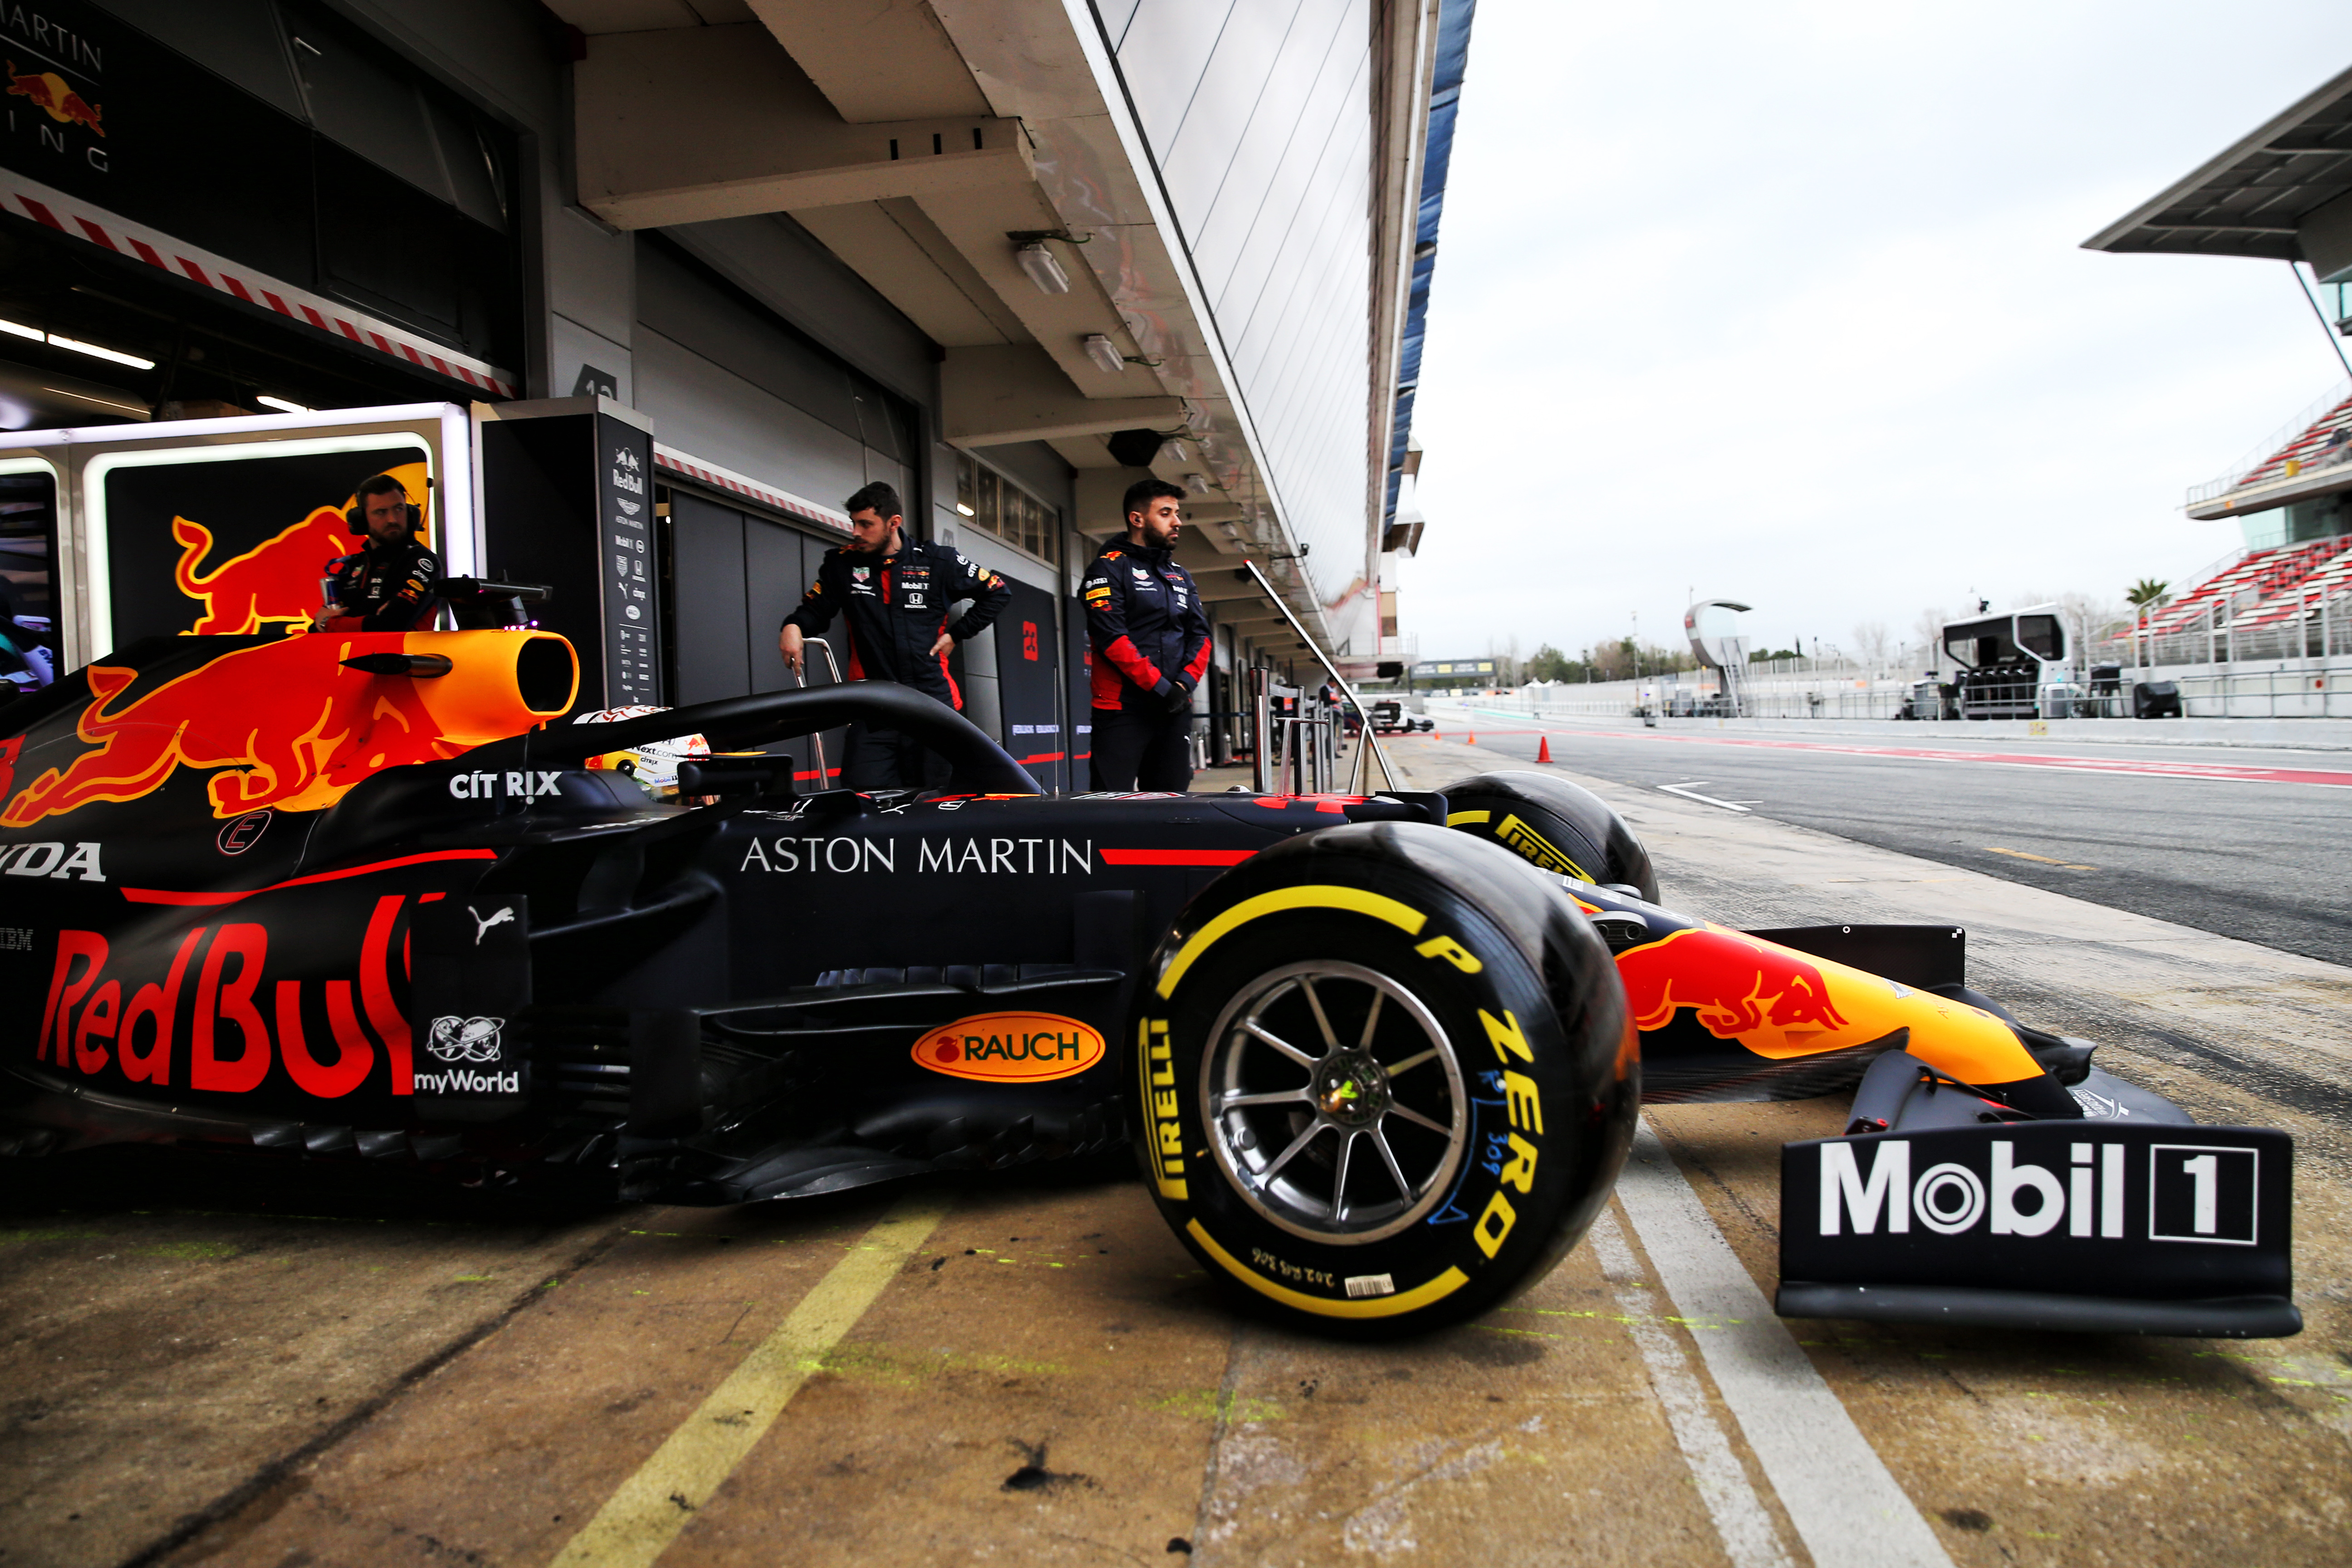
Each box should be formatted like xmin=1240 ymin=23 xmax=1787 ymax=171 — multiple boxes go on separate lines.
xmin=1401 ymin=0 xmax=2352 ymax=665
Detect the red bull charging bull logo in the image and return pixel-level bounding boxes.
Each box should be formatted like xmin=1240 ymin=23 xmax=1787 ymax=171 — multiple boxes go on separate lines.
xmin=1 ymin=630 xmax=576 ymax=826
xmin=5 ymin=61 xmax=102 ymax=137
xmin=1615 ymin=926 xmax=1849 ymax=1056
xmin=171 ymin=461 xmax=431 ymax=637
xmin=1612 ymin=922 xmax=2044 ymax=1086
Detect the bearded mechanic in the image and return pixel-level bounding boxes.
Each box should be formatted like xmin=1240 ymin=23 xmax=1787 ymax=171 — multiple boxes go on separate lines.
xmin=778 ymin=481 xmax=1011 ymax=789
xmin=1084 ymin=478 xmax=1210 ymax=791
xmin=315 ymin=473 xmax=440 ymax=632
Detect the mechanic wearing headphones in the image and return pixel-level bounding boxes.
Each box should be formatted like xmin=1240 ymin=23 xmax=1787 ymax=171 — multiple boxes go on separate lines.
xmin=316 ymin=473 xmax=439 ymax=632
xmin=1083 ymin=477 xmax=1210 ymax=792
xmin=779 ymin=480 xmax=1011 ymax=790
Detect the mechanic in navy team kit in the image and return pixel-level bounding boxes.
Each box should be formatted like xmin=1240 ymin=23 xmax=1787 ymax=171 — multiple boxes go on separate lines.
xmin=1084 ymin=478 xmax=1210 ymax=792
xmin=315 ymin=472 xmax=440 ymax=632
xmin=778 ymin=480 xmax=1011 ymax=789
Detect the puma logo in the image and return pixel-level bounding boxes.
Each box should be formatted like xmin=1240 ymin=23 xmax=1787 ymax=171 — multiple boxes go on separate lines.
xmin=470 ymin=905 xmax=516 ymax=945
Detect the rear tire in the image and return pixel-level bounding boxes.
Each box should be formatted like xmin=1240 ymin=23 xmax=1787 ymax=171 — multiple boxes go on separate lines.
xmin=1134 ymin=823 xmax=1635 ymax=1337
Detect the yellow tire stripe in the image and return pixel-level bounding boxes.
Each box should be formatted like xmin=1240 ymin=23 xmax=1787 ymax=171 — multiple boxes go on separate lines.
xmin=1155 ymin=885 xmax=1427 ymax=998
xmin=1446 ymin=809 xmax=1492 ymax=825
xmin=1186 ymin=1219 xmax=1467 ymax=1318
xmin=548 ymin=1195 xmax=948 ymax=1566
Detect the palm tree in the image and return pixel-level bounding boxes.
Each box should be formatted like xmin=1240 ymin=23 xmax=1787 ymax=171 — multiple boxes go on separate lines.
xmin=2124 ymin=578 xmax=2170 ymax=670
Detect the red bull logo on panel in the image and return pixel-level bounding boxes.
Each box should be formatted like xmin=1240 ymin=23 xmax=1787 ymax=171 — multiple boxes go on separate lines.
xmin=170 ymin=461 xmax=431 ymax=636
xmin=5 ymin=61 xmax=101 ymax=136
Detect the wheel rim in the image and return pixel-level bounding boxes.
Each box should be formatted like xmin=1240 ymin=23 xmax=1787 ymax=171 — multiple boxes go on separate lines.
xmin=1200 ymin=960 xmax=1468 ymax=1245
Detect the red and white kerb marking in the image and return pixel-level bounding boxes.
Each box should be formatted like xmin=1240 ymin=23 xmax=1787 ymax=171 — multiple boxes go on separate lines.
xmin=652 ymin=444 xmax=851 ymax=534
xmin=0 ymin=170 xmax=519 ymax=399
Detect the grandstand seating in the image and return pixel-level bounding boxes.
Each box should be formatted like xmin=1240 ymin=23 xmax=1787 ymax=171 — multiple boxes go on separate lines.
xmin=2143 ymin=534 xmax=2352 ymax=636
xmin=2222 ymin=392 xmax=2352 ymax=494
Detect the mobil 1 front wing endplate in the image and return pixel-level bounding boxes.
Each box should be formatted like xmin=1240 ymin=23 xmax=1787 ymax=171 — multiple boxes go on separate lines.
xmin=1540 ymin=873 xmax=2303 ymax=1340
xmin=1778 ymin=1051 xmax=2298 ymax=1338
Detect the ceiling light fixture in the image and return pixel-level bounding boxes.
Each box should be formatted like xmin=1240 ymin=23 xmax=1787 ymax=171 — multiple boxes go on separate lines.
xmin=257 ymin=395 xmax=312 ymax=414
xmin=954 ymin=502 xmax=975 ymax=517
xmin=1082 ymin=333 xmax=1123 ymax=375
xmin=1016 ymin=242 xmax=1070 ymax=295
xmin=1185 ymin=472 xmax=1209 ymax=495
xmin=0 ymin=318 xmax=155 ymax=370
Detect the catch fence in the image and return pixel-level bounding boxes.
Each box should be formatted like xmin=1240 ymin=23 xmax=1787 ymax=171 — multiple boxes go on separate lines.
xmin=1480 ymin=656 xmax=2352 ymax=722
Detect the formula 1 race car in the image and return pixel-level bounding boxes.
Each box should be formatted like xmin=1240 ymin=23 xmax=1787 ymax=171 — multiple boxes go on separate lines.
xmin=0 ymin=631 xmax=2298 ymax=1338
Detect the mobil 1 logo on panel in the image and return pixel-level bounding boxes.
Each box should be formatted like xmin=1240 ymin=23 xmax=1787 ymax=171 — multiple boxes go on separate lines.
xmin=1780 ymin=1122 xmax=2292 ymax=1302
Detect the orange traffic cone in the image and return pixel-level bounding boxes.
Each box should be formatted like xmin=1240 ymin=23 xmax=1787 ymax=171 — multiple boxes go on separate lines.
xmin=1467 ymin=731 xmax=1476 ymax=745
xmin=1537 ymin=735 xmax=1553 ymax=764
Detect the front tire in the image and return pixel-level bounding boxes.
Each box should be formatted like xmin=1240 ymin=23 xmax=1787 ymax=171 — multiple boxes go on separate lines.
xmin=1134 ymin=823 xmax=1635 ymax=1337
xmin=1440 ymin=771 xmax=1660 ymax=902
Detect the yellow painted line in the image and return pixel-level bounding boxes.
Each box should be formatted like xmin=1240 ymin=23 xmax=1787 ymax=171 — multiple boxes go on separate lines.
xmin=1984 ymin=846 xmax=2095 ymax=870
xmin=549 ymin=1194 xmax=950 ymax=1567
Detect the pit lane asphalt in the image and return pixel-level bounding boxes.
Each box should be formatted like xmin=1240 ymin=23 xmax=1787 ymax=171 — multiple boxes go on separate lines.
xmin=3 ymin=740 xmax=2347 ymax=1568
xmin=1430 ymin=703 xmax=2352 ymax=968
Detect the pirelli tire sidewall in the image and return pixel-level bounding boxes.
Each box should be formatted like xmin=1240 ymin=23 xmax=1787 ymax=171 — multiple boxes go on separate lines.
xmin=1133 ymin=822 xmax=1637 ymax=1337
xmin=1441 ymin=770 xmax=1660 ymax=902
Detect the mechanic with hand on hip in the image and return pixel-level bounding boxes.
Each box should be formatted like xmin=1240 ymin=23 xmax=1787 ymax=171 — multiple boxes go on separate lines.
xmin=316 ymin=472 xmax=439 ymax=631
xmin=1084 ymin=478 xmax=1210 ymax=792
xmin=778 ymin=480 xmax=1010 ymax=790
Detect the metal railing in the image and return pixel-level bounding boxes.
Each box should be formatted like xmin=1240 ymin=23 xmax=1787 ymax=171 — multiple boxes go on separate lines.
xmin=790 ymin=636 xmax=843 ymax=780
xmin=2093 ymin=586 xmax=2352 ymax=669
xmin=2188 ymin=378 xmax=2352 ymax=504
xmin=1234 ymin=560 xmax=1397 ymax=794
xmin=1249 ymin=668 xmax=1343 ymax=794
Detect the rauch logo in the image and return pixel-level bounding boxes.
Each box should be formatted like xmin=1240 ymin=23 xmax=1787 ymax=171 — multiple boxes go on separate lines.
xmin=915 ymin=1011 xmax=1104 ymax=1083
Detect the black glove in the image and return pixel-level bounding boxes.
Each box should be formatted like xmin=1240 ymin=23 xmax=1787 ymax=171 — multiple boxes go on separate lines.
xmin=1160 ymin=679 xmax=1193 ymax=714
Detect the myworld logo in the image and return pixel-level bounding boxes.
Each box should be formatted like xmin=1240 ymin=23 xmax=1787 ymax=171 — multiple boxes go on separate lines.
xmin=1818 ymin=1138 xmax=2260 ymax=1246
xmin=415 ymin=1068 xmax=519 ymax=1095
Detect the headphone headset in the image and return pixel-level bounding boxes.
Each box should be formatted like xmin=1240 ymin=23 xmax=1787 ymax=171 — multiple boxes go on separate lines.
xmin=345 ymin=476 xmax=424 ymax=536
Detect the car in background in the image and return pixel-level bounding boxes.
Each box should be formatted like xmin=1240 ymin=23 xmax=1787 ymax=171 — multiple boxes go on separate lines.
xmin=1369 ymin=699 xmax=1434 ymax=734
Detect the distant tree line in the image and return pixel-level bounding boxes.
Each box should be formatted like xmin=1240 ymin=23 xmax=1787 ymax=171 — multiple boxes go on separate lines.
xmin=1519 ymin=638 xmax=1697 ymax=683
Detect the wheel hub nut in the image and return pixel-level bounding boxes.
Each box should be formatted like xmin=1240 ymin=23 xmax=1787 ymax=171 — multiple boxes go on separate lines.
xmin=1313 ymin=1054 xmax=1391 ymax=1126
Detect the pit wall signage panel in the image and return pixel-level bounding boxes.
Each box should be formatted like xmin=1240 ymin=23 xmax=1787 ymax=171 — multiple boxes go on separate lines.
xmin=475 ymin=397 xmax=658 ymax=714
xmin=598 ymin=413 xmax=658 ymax=706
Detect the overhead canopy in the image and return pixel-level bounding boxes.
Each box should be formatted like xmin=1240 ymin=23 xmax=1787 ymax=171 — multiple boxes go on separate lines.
xmin=2082 ymin=63 xmax=2352 ymax=280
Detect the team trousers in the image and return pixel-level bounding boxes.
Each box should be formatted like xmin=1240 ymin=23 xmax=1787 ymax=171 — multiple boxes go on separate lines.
xmin=841 ymin=721 xmax=951 ymax=792
xmin=1089 ymin=705 xmax=1193 ymax=792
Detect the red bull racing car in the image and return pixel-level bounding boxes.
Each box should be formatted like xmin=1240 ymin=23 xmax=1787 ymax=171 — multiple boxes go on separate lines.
xmin=0 ymin=630 xmax=2297 ymax=1338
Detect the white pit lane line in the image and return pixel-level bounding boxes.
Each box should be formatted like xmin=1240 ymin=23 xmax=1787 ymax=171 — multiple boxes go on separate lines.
xmin=1614 ymin=1119 xmax=1954 ymax=1568
xmin=1657 ymin=781 xmax=1759 ymax=813
xmin=1589 ymin=1210 xmax=1793 ymax=1568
